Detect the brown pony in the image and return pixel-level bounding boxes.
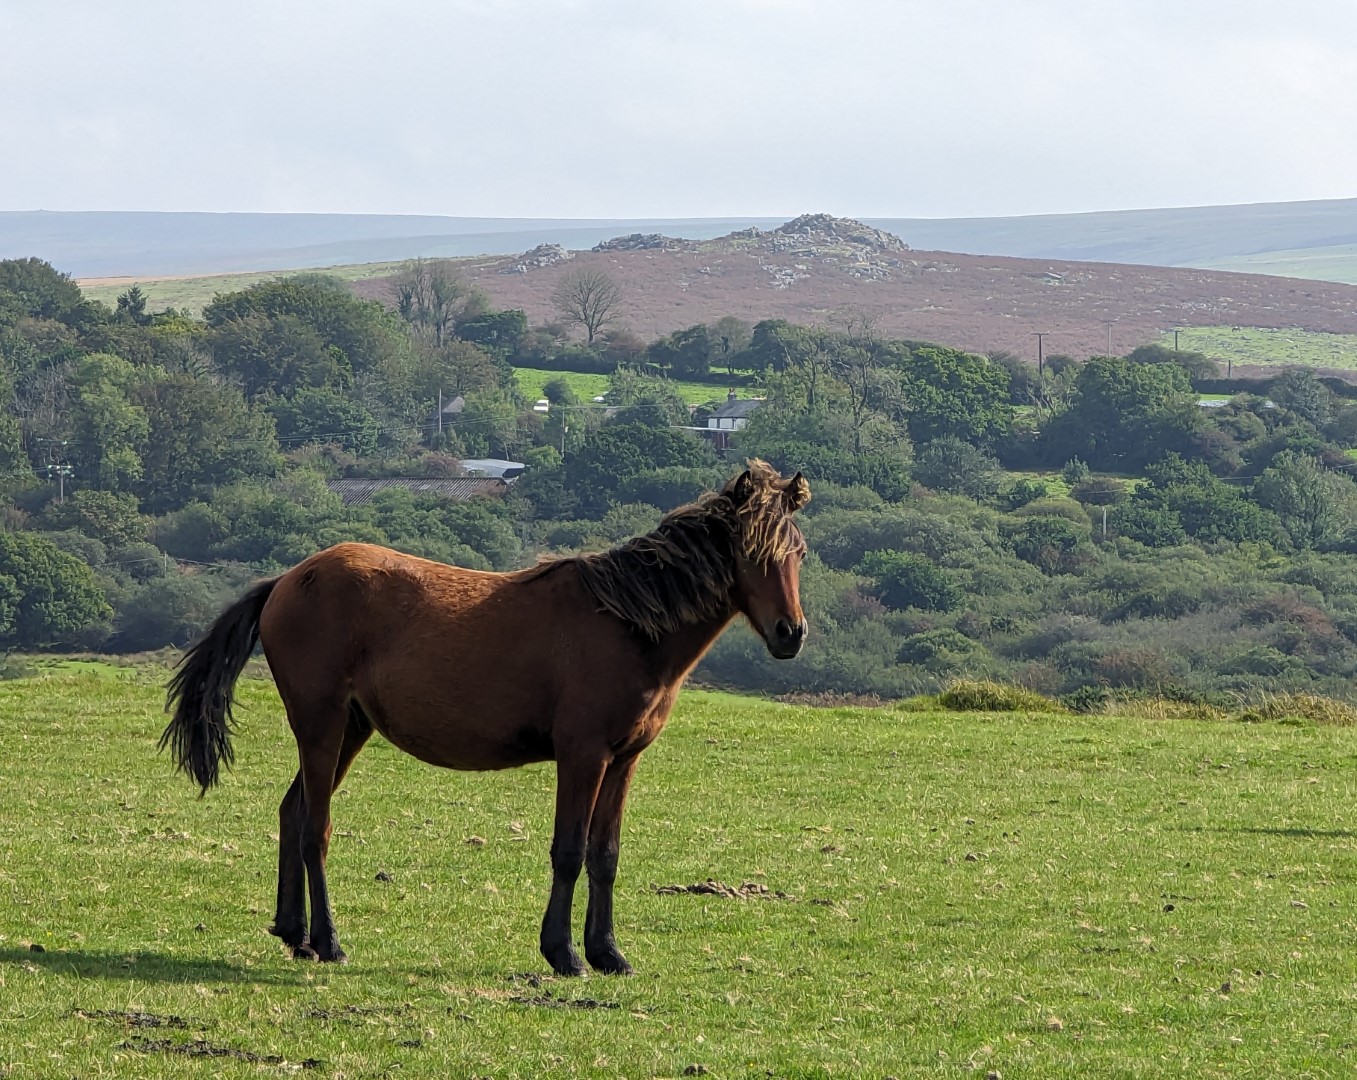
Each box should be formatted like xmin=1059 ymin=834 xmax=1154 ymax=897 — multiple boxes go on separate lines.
xmin=161 ymin=460 xmax=810 ymax=975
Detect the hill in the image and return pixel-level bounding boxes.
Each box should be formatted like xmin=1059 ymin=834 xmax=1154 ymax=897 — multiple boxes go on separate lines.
xmin=357 ymin=214 xmax=1357 ymax=372
xmin=9 ymin=196 xmax=1357 ymax=281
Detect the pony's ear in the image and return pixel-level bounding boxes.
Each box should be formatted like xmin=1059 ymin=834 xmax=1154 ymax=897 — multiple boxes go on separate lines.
xmin=728 ymin=468 xmax=755 ymax=506
xmin=785 ymin=471 xmax=811 ymax=511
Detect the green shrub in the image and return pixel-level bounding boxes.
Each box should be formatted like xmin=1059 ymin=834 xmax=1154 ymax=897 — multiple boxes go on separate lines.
xmin=937 ymin=679 xmax=1061 ymax=713
xmin=1235 ymin=693 xmax=1357 ymax=726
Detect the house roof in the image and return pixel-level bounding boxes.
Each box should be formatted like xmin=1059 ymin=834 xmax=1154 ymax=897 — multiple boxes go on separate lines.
xmin=710 ymin=397 xmax=763 ymax=420
xmin=327 ymin=476 xmax=508 ymax=507
xmin=458 ymin=458 xmax=527 ymax=479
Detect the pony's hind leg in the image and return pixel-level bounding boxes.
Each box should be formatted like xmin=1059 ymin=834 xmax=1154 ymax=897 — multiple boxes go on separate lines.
xmin=269 ymin=772 xmax=309 ymax=955
xmin=292 ymin=700 xmax=373 ymax=963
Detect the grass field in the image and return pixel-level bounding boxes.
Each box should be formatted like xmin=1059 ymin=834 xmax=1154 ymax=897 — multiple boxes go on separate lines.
xmin=1163 ymin=326 xmax=1357 ymax=371
xmin=513 ymin=368 xmax=758 ymax=408
xmin=4 ymin=668 xmax=1357 ymax=1077
xmin=77 ymin=262 xmax=413 ymax=315
xmin=1193 ymin=244 xmax=1357 ymax=286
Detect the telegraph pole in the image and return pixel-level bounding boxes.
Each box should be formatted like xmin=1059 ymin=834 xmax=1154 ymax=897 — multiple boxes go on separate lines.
xmin=1033 ymin=332 xmax=1048 ymax=378
xmin=45 ymin=463 xmax=73 ymax=504
xmin=1103 ymin=321 xmax=1114 ymax=356
xmin=35 ymin=438 xmax=72 ymax=503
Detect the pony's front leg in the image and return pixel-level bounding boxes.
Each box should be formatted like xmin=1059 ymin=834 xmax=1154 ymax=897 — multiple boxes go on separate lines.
xmin=584 ymin=754 xmax=640 ymax=974
xmin=540 ymin=754 xmax=607 ymax=976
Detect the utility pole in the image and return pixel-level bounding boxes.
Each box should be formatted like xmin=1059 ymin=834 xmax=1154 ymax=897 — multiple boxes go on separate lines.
xmin=437 ymin=389 xmax=443 ymax=439
xmin=1174 ymin=329 xmax=1180 ymax=352
xmin=45 ymin=463 xmax=73 ymax=504
xmin=1033 ymin=332 xmax=1048 ymax=378
xmin=35 ymin=438 xmax=72 ymax=503
xmin=1103 ymin=321 xmax=1113 ymax=356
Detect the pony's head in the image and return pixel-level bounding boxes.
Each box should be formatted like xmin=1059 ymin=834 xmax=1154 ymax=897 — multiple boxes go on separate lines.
xmin=723 ymin=460 xmax=811 ymax=659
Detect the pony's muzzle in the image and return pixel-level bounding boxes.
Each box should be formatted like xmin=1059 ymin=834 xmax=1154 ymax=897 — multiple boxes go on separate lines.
xmin=767 ymin=617 xmax=807 ymax=659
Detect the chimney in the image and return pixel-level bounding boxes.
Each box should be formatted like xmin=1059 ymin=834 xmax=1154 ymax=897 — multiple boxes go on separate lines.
xmin=727 ymin=389 xmax=738 ymax=401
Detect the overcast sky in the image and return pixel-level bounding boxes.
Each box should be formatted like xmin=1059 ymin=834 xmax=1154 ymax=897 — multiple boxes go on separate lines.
xmin=4 ymin=0 xmax=1357 ymax=219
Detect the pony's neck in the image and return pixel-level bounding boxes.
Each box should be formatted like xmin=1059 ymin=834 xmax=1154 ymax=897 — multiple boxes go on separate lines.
xmin=646 ymin=609 xmax=739 ymax=686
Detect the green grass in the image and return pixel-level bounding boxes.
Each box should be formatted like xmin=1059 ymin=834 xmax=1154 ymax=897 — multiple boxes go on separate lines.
xmin=77 ymin=261 xmax=419 ymax=315
xmin=514 ymin=368 xmax=758 ymax=407
xmin=1193 ymin=244 xmax=1357 ymax=286
xmin=1163 ymin=326 xmax=1357 ymax=371
xmin=4 ymin=668 xmax=1357 ymax=1077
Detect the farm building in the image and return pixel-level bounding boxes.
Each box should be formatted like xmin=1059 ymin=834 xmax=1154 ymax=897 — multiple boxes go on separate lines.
xmin=686 ymin=390 xmax=764 ymax=450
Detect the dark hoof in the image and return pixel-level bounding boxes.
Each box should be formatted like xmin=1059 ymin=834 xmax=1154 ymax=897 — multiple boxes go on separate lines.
xmin=587 ymin=950 xmax=634 ymax=976
xmin=313 ymin=944 xmax=348 ymax=964
xmin=541 ymin=942 xmax=587 ymax=977
xmin=290 ymin=943 xmax=319 ymax=960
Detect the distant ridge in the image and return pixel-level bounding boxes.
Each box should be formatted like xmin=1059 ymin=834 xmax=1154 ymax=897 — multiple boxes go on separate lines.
xmin=5 ymin=198 xmax=1357 ymax=282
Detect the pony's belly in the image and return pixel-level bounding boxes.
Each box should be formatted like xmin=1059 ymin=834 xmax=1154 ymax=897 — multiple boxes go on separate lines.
xmin=370 ymin=716 xmax=555 ymax=772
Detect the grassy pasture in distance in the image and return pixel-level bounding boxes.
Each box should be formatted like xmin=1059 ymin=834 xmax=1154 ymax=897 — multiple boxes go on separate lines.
xmin=77 ymin=262 xmax=413 ymax=316
xmin=513 ymin=368 xmax=755 ymax=407
xmin=3 ymin=667 xmax=1357 ymax=1077
xmin=1193 ymin=244 xmax=1357 ymax=286
xmin=1164 ymin=326 xmax=1357 ymax=371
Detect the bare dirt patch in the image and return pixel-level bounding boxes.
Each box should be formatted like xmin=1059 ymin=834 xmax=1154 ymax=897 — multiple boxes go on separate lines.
xmin=653 ymin=879 xmax=798 ymax=901
xmin=119 ymin=1037 xmax=321 ymax=1068
xmin=75 ymin=1009 xmax=189 ymax=1029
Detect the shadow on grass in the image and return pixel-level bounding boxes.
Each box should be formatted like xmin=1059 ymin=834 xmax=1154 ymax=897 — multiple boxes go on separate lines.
xmin=1183 ymin=826 xmax=1357 ymax=840
xmin=0 ymin=946 xmax=305 ymax=984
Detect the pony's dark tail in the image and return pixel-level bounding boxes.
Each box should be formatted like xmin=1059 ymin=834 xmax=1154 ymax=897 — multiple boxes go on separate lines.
xmin=161 ymin=577 xmax=279 ymax=795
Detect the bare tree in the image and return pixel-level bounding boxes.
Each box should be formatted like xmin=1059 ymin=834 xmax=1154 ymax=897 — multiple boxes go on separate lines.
xmin=551 ymin=269 xmax=623 ymax=344
xmin=391 ymin=259 xmax=476 ymax=347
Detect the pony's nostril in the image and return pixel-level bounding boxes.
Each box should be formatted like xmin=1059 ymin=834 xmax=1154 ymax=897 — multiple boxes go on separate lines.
xmin=775 ymin=619 xmax=804 ymax=643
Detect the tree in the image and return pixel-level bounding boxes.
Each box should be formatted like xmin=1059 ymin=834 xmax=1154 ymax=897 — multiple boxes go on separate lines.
xmin=1269 ymin=369 xmax=1332 ymax=429
xmin=883 ymin=344 xmax=1013 ymax=447
xmin=606 ymin=370 xmax=689 ymax=428
xmin=115 ymin=285 xmax=151 ymax=326
xmin=552 ymin=270 xmax=623 ymax=344
xmin=0 ymin=257 xmax=89 ymax=328
xmin=42 ymin=489 xmax=147 ymax=548
xmin=210 ymin=311 xmax=349 ymax=399
xmin=204 ymin=275 xmax=415 ymax=401
xmin=1108 ymin=501 xmax=1188 ymax=547
xmin=0 ymin=531 xmax=112 ymax=648
xmin=1005 ymin=515 xmax=1091 ymax=575
xmin=1126 ymin=342 xmax=1218 ymax=382
xmin=745 ymin=319 xmax=818 ymax=374
xmin=131 ymin=371 xmax=280 ymax=511
xmin=68 ymin=352 xmax=150 ymax=488
xmin=1044 ymin=356 xmax=1201 ymax=469
xmin=1252 ymin=450 xmax=1340 ymax=549
xmin=912 ymin=436 xmax=1002 ymax=501
xmin=647 ymin=325 xmax=713 ymax=377
xmin=565 ymin=424 xmax=714 ymax=515
xmin=269 ymin=386 xmax=383 ymax=457
xmin=711 ymin=316 xmax=751 ymax=374
xmin=856 ymin=550 xmax=961 ymax=612
xmin=456 ymin=308 xmax=529 ymax=355
xmin=391 ymin=259 xmax=478 ymax=347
